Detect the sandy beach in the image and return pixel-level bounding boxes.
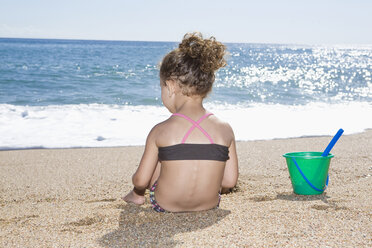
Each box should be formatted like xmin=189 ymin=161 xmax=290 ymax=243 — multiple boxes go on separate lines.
xmin=0 ymin=130 xmax=371 ymax=247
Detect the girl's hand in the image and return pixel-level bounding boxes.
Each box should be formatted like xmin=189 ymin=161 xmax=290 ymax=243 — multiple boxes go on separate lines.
xmin=122 ymin=189 xmax=145 ymax=205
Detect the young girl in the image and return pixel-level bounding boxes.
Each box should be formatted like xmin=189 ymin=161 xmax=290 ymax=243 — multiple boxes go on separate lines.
xmin=123 ymin=32 xmax=238 ymax=212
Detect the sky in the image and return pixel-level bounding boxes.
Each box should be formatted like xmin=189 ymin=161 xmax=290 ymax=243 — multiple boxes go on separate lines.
xmin=0 ymin=0 xmax=371 ymax=45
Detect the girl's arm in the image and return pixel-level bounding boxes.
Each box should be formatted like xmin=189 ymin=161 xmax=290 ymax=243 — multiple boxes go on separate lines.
xmin=132 ymin=125 xmax=160 ymax=190
xmin=221 ymin=130 xmax=239 ymax=190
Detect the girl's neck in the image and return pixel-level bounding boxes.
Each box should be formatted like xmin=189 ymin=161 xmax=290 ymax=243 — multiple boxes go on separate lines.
xmin=174 ymin=95 xmax=206 ymax=115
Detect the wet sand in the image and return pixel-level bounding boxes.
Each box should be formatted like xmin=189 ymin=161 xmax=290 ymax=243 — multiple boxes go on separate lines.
xmin=0 ymin=130 xmax=371 ymax=247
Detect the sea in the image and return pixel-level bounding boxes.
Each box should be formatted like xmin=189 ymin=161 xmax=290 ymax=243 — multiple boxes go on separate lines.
xmin=0 ymin=38 xmax=371 ymax=150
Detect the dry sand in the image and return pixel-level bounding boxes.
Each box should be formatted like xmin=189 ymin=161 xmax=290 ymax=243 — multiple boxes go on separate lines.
xmin=0 ymin=130 xmax=371 ymax=247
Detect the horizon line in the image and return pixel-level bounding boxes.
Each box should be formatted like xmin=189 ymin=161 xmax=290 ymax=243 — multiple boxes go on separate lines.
xmin=1 ymin=36 xmax=371 ymax=47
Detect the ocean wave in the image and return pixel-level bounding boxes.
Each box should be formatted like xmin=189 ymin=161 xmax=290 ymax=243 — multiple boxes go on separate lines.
xmin=1 ymin=102 xmax=371 ymax=149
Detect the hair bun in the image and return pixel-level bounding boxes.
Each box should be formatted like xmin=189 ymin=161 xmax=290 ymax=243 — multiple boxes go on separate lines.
xmin=178 ymin=32 xmax=226 ymax=73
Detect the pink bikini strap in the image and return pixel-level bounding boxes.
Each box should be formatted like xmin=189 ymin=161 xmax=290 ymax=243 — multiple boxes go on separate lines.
xmin=172 ymin=113 xmax=214 ymax=144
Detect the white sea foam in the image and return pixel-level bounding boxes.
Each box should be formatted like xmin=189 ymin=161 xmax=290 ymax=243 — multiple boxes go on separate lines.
xmin=206 ymin=102 xmax=372 ymax=141
xmin=1 ymin=102 xmax=371 ymax=149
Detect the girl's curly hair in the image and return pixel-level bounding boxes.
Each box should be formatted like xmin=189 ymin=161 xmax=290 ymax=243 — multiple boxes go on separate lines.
xmin=160 ymin=32 xmax=226 ymax=97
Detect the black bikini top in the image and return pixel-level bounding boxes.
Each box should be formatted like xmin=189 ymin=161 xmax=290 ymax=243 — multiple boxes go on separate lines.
xmin=158 ymin=113 xmax=230 ymax=162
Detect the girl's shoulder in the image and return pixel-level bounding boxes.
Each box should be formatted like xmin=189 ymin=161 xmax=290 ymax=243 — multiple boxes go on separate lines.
xmin=207 ymin=114 xmax=234 ymax=134
xmin=150 ymin=116 xmax=180 ymax=147
xmin=209 ymin=114 xmax=235 ymax=143
xmin=210 ymin=114 xmax=232 ymax=128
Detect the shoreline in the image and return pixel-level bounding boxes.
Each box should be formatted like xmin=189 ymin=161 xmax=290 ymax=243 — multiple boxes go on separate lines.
xmin=1 ymin=128 xmax=371 ymax=152
xmin=0 ymin=130 xmax=371 ymax=247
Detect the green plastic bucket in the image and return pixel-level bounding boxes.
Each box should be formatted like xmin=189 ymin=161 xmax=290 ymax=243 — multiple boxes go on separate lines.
xmin=283 ymin=152 xmax=334 ymax=195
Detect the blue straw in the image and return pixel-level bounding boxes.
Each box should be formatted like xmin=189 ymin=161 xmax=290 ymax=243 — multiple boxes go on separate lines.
xmin=322 ymin=128 xmax=344 ymax=157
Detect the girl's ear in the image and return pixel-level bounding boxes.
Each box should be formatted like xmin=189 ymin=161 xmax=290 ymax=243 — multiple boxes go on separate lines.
xmin=165 ymin=79 xmax=177 ymax=96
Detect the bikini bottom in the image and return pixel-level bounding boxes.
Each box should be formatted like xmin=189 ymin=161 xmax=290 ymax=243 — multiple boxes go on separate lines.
xmin=149 ymin=181 xmax=221 ymax=213
xmin=149 ymin=181 xmax=166 ymax=212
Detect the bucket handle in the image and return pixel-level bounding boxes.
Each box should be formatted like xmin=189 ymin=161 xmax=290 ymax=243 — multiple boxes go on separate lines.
xmin=291 ymin=158 xmax=329 ymax=192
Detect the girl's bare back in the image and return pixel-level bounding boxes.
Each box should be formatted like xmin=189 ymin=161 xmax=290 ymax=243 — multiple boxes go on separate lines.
xmin=153 ymin=112 xmax=236 ymax=212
